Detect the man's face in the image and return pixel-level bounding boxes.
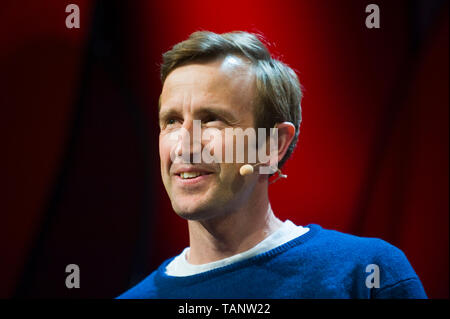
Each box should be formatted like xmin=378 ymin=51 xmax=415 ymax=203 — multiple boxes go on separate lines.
xmin=159 ymin=56 xmax=258 ymax=220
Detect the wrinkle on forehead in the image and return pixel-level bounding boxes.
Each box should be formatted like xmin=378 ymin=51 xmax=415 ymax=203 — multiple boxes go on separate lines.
xmin=160 ymin=55 xmax=256 ymax=118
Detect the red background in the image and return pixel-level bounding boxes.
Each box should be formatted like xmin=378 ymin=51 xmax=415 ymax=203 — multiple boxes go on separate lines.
xmin=0 ymin=0 xmax=448 ymax=298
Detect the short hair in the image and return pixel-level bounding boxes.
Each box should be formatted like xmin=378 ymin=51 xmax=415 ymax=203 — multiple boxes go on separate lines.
xmin=160 ymin=31 xmax=303 ymax=170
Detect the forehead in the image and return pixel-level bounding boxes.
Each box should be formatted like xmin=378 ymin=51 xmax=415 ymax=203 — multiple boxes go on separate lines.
xmin=159 ymin=56 xmax=256 ymax=114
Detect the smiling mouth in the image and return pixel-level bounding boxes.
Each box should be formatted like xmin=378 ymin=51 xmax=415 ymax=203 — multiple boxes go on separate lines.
xmin=177 ymin=172 xmax=213 ymax=179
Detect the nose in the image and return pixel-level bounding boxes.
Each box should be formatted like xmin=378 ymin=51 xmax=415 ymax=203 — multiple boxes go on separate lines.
xmin=173 ymin=119 xmax=202 ymax=163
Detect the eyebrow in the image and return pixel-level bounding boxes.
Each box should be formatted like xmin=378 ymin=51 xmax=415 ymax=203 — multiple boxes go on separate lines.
xmin=159 ymin=105 xmax=240 ymax=125
xmin=158 ymin=108 xmax=179 ymax=124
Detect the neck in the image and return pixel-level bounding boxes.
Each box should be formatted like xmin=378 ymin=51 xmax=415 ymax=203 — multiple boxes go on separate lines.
xmin=186 ymin=181 xmax=283 ymax=265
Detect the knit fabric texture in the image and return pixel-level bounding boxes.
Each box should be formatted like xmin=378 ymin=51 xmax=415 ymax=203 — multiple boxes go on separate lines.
xmin=117 ymin=224 xmax=427 ymax=299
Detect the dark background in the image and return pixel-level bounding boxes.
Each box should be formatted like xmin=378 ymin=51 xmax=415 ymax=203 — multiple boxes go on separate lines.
xmin=0 ymin=0 xmax=448 ymax=298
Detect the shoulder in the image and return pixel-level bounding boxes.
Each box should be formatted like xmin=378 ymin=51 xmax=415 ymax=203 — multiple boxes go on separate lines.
xmin=266 ymin=223 xmax=416 ymax=277
xmin=309 ymin=225 xmax=415 ymax=273
xmin=309 ymin=224 xmax=407 ymax=259
xmin=305 ymin=224 xmax=400 ymax=254
xmin=303 ymin=224 xmax=426 ymax=297
xmin=115 ymin=257 xmax=175 ymax=299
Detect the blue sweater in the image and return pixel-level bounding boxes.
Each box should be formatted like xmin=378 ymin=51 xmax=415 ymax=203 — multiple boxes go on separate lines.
xmin=117 ymin=224 xmax=427 ymax=299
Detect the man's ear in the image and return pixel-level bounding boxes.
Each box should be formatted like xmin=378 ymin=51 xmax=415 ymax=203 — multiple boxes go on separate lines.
xmin=273 ymin=122 xmax=295 ymax=165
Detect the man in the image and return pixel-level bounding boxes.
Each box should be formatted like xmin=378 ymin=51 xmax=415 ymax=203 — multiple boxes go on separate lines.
xmin=118 ymin=31 xmax=427 ymax=298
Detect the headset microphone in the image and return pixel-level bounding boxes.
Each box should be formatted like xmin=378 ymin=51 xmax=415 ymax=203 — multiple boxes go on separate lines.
xmin=239 ymin=164 xmax=256 ymax=176
xmin=239 ymin=162 xmax=287 ymax=184
xmin=239 ymin=162 xmax=267 ymax=176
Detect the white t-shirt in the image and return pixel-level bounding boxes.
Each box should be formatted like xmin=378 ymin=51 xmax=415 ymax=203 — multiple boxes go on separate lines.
xmin=165 ymin=220 xmax=309 ymax=277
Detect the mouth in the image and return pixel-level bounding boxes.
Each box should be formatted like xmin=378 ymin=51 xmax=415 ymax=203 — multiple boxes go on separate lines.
xmin=178 ymin=171 xmax=212 ymax=179
xmin=174 ymin=171 xmax=214 ymax=185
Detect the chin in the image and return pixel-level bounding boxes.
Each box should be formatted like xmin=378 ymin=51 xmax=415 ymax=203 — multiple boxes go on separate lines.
xmin=173 ymin=203 xmax=209 ymax=220
xmin=172 ymin=199 xmax=223 ymax=221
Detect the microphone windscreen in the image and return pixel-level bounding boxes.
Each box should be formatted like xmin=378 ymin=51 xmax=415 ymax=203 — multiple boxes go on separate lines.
xmin=240 ymin=164 xmax=254 ymax=176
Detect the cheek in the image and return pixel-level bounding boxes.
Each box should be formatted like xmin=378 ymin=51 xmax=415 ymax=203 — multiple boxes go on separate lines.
xmin=219 ymin=138 xmax=240 ymax=180
xmin=159 ymin=134 xmax=174 ymax=169
xmin=219 ymin=132 xmax=240 ymax=165
xmin=221 ymin=135 xmax=252 ymax=165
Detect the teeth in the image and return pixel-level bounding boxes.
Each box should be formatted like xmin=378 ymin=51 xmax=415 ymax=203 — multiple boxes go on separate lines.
xmin=180 ymin=172 xmax=203 ymax=179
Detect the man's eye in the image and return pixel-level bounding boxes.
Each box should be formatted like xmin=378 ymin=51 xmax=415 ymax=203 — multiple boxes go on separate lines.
xmin=203 ymin=116 xmax=220 ymax=123
xmin=166 ymin=118 xmax=180 ymax=125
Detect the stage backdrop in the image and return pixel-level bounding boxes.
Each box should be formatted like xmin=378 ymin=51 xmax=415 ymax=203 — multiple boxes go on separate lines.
xmin=1 ymin=0 xmax=448 ymax=298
